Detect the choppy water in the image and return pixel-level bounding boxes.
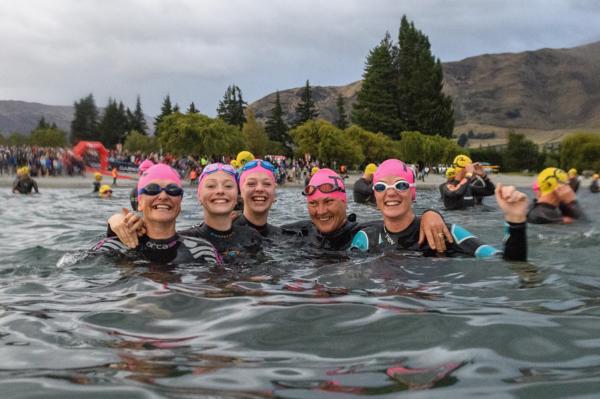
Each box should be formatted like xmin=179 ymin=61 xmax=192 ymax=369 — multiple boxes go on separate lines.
xmin=1 ymin=185 xmax=599 ymax=398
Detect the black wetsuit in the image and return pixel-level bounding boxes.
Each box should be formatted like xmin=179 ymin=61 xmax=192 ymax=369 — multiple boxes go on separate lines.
xmin=569 ymin=177 xmax=580 ymax=193
xmin=281 ymin=217 xmax=363 ymax=251
xmin=351 ymin=216 xmax=527 ymax=261
xmin=353 ymin=177 xmax=375 ymax=204
xmin=527 ymin=201 xmax=584 ymax=224
xmin=441 ymin=175 xmax=495 ymax=210
xmin=591 ymin=180 xmax=599 ymax=193
xmin=178 ymin=223 xmax=263 ymax=261
xmin=233 ymin=214 xmax=282 ymax=238
xmin=13 ymin=176 xmax=39 ymax=194
xmin=130 ymin=187 xmax=138 ymax=210
xmin=92 ymin=234 xmax=221 ymax=264
xmin=93 ymin=181 xmax=101 ymax=193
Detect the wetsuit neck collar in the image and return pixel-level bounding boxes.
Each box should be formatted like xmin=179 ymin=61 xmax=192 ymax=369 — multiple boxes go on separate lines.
xmin=205 ymin=223 xmax=234 ymax=239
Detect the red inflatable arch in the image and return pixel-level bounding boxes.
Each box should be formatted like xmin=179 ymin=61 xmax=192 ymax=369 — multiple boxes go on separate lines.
xmin=72 ymin=141 xmax=109 ymax=171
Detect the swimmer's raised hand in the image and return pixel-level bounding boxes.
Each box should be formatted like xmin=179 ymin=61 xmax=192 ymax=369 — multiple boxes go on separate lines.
xmin=495 ymin=183 xmax=528 ymax=223
xmin=108 ymin=208 xmax=145 ymax=248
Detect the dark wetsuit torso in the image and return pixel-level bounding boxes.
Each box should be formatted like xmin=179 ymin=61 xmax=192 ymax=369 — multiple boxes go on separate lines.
xmin=233 ymin=214 xmax=282 ymax=238
xmin=178 ymin=223 xmax=262 ymax=261
xmin=13 ymin=176 xmax=39 ymax=194
xmin=351 ymin=216 xmax=527 ymax=261
xmin=93 ymin=182 xmax=101 ymax=192
xmin=441 ymin=175 xmax=495 ymax=210
xmin=569 ymin=177 xmax=580 ymax=193
xmin=591 ymin=180 xmax=599 ymax=193
xmin=93 ymin=234 xmax=221 ymax=264
xmin=281 ymin=217 xmax=364 ymax=251
xmin=353 ymin=177 xmax=375 ymax=204
xmin=527 ymin=201 xmax=584 ymax=224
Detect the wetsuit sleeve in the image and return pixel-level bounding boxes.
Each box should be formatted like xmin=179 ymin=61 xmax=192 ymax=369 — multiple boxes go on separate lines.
xmin=350 ymin=230 xmax=369 ymax=252
xmin=502 ymin=222 xmax=527 ymax=261
xmin=471 ymin=175 xmax=495 ymax=197
xmin=91 ymin=237 xmax=130 ymax=254
xmin=178 ymin=224 xmax=203 ymax=237
xmin=527 ymin=204 xmax=563 ymax=224
xmin=559 ymin=201 xmax=584 ymax=220
xmin=449 ymin=223 xmax=501 ymax=258
xmin=442 ymin=179 xmax=469 ymax=198
xmin=32 ymin=180 xmax=39 ymax=193
xmin=12 ymin=178 xmax=19 ymax=192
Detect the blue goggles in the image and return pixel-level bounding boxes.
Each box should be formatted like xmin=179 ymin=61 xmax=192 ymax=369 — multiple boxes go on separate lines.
xmin=240 ymin=159 xmax=276 ymax=173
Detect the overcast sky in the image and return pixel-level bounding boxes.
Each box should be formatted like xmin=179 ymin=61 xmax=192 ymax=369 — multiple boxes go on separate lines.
xmin=2 ymin=0 xmax=600 ymax=117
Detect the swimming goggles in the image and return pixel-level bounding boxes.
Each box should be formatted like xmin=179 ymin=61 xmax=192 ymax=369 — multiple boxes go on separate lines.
xmin=240 ymin=159 xmax=276 ymax=173
xmin=302 ymin=176 xmax=346 ymax=196
xmin=373 ymin=180 xmax=414 ymax=192
xmin=200 ymin=163 xmax=238 ymax=180
xmin=139 ymin=183 xmax=184 ymax=197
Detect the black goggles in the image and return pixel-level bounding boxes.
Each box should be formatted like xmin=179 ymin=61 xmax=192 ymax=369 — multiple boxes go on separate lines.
xmin=139 ymin=183 xmax=184 ymax=197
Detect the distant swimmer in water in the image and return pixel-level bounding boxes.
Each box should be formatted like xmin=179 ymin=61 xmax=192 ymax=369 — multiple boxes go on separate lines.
xmin=527 ymin=167 xmax=584 ymax=224
xmin=93 ymin=172 xmax=102 ymax=192
xmin=568 ymin=168 xmax=580 ymax=193
xmin=353 ymin=163 xmax=377 ymax=205
xmin=12 ymin=166 xmax=39 ymax=194
xmin=93 ymin=164 xmax=220 ymax=265
xmin=440 ymin=154 xmax=495 ymax=210
xmin=351 ymin=159 xmax=528 ymax=261
xmin=590 ymin=173 xmax=599 ymax=193
xmin=233 ymin=159 xmax=282 ymax=238
xmin=108 ymin=163 xmax=262 ymax=262
xmin=304 ymin=166 xmax=319 ymax=187
xmin=129 ymin=159 xmax=155 ymax=211
xmin=99 ymin=184 xmax=113 ymax=199
xmin=281 ymin=168 xmax=449 ymax=252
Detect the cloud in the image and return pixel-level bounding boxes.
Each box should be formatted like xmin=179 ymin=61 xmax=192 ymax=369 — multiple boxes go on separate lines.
xmin=1 ymin=0 xmax=600 ymax=116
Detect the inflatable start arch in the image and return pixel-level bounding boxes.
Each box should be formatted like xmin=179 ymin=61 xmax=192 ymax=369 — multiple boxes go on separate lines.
xmin=72 ymin=141 xmax=109 ymax=171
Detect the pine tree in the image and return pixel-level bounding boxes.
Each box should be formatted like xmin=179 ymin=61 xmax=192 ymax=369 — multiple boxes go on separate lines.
xmin=265 ymin=91 xmax=291 ymax=154
xmin=127 ymin=95 xmax=148 ymax=135
xmin=351 ymin=32 xmax=401 ymax=138
xmin=187 ymin=102 xmax=199 ymax=114
xmin=335 ymin=94 xmax=348 ymax=130
xmin=294 ymin=80 xmax=318 ymax=127
xmin=98 ymin=98 xmax=129 ymax=148
xmin=154 ymin=94 xmax=173 ymax=134
xmin=71 ymin=93 xmax=99 ymax=143
xmin=217 ymin=85 xmax=247 ymax=128
xmin=36 ymin=116 xmax=50 ymax=130
xmin=397 ymin=15 xmax=454 ymax=137
xmin=172 ymin=103 xmax=180 ymax=113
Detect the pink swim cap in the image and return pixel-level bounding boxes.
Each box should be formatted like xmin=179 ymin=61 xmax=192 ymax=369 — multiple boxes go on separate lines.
xmin=239 ymin=160 xmax=276 ymax=188
xmin=138 ymin=159 xmax=155 ymax=176
xmin=373 ymin=159 xmax=416 ymax=201
xmin=532 ymin=181 xmax=540 ymax=194
xmin=306 ymin=168 xmax=347 ymax=203
xmin=137 ymin=164 xmax=182 ymax=193
xmin=197 ymin=163 xmax=238 ymax=198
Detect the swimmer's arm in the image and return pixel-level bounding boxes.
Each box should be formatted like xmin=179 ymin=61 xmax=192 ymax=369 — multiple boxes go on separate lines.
xmin=502 ymin=221 xmax=527 ymax=261
xmin=32 ymin=180 xmax=39 ymax=193
xmin=443 ymin=178 xmax=470 ymax=197
xmin=471 ymin=175 xmax=495 ymax=197
xmin=559 ymin=201 xmax=584 ymax=220
xmin=107 ymin=208 xmax=145 ymax=248
xmin=419 ymin=210 xmax=453 ymax=253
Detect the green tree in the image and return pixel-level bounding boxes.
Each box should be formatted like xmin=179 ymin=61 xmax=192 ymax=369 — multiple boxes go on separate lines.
xmin=123 ymin=130 xmax=158 ymax=153
xmin=71 ymin=94 xmax=99 ymax=143
xmin=294 ymin=80 xmax=319 ymax=127
xmin=154 ymin=94 xmax=173 ymax=135
xmin=127 ymin=95 xmax=148 ymax=135
xmin=7 ymin=132 xmax=29 ymax=146
xmin=98 ymin=98 xmax=129 ymax=148
xmin=503 ymin=131 xmax=539 ymax=172
xmin=187 ymin=102 xmax=199 ymax=114
xmin=351 ymin=32 xmax=401 ymax=138
xmin=265 ymin=91 xmax=291 ymax=155
xmin=242 ymin=109 xmax=269 ymax=156
xmin=29 ymin=127 xmax=68 ymax=147
xmin=36 ymin=116 xmax=50 ymax=130
xmin=334 ymin=94 xmax=348 ymax=129
xmin=560 ymin=132 xmax=600 ymax=171
xmin=217 ymin=85 xmax=247 ymax=128
xmin=344 ymin=125 xmax=402 ymax=162
xmin=397 ymin=15 xmax=454 ymax=137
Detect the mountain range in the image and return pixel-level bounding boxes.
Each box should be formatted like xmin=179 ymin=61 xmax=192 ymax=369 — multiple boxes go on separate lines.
xmin=3 ymin=41 xmax=600 ymax=146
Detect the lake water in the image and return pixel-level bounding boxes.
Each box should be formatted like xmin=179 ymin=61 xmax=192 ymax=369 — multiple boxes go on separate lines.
xmin=0 ymin=185 xmax=599 ymax=398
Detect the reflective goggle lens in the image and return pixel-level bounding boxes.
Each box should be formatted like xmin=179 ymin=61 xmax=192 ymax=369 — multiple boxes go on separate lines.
xmin=373 ymin=180 xmax=412 ymax=192
xmin=140 ymin=183 xmax=184 ymax=197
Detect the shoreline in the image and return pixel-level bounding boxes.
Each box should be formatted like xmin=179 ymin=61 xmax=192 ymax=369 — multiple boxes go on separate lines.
xmin=0 ymin=172 xmax=566 ymax=190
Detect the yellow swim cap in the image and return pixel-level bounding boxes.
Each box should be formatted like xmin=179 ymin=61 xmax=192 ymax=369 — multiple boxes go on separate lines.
xmin=364 ymin=163 xmax=377 ymax=175
xmin=99 ymin=184 xmax=113 ymax=197
xmin=592 ymin=173 xmax=599 ymax=180
xmin=538 ymin=167 xmax=568 ymax=195
xmin=568 ymin=168 xmax=577 ymax=177
xmin=311 ymin=166 xmax=319 ymax=176
xmin=452 ymin=154 xmax=472 ymax=170
xmin=94 ymin=172 xmax=102 ymax=182
xmin=236 ymin=151 xmax=255 ymax=166
xmin=446 ymin=167 xmax=456 ymax=179
xmin=230 ymin=159 xmax=240 ymax=169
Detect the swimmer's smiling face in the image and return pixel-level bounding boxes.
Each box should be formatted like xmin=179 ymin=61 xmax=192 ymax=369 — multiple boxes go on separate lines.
xmin=139 ymin=179 xmax=182 ymax=224
xmin=307 ymin=196 xmax=347 ymax=234
xmin=240 ymin=172 xmax=275 ymax=215
xmin=199 ymin=171 xmax=238 ymax=216
xmin=374 ymin=175 xmax=413 ymax=222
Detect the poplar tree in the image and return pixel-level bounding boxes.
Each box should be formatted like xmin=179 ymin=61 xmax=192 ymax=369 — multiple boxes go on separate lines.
xmin=217 ymin=85 xmax=247 ymax=128
xmin=265 ymin=91 xmax=291 ymax=154
xmin=335 ymin=94 xmax=348 ymax=130
xmin=294 ymin=80 xmax=318 ymax=127
xmin=71 ymin=93 xmax=99 ymax=143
